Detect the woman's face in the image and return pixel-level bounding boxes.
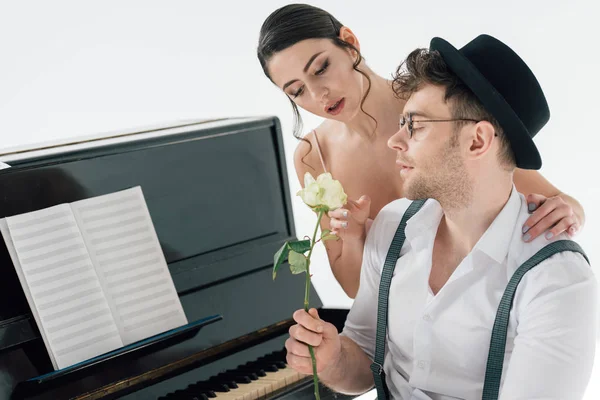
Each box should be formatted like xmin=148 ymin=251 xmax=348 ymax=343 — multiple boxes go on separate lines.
xmin=267 ymin=36 xmax=365 ymax=122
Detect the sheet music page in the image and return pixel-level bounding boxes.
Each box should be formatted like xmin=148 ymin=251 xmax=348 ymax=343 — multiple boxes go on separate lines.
xmin=1 ymin=205 xmax=123 ymax=370
xmin=71 ymin=187 xmax=187 ymax=345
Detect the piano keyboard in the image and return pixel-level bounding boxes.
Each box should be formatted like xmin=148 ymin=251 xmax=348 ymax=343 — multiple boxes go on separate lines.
xmin=158 ymin=350 xmax=310 ymax=400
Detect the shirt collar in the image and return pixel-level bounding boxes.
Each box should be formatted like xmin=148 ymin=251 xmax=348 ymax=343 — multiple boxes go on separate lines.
xmin=403 ymin=185 xmax=522 ymax=265
xmin=473 ymin=184 xmax=522 ymax=265
xmin=404 ymin=198 xmax=444 ymax=242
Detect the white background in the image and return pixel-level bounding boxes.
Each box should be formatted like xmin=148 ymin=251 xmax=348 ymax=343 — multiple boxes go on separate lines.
xmin=0 ymin=0 xmax=598 ymax=397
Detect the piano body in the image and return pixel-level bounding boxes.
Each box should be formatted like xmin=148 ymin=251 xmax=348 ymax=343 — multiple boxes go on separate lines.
xmin=0 ymin=117 xmax=355 ymax=400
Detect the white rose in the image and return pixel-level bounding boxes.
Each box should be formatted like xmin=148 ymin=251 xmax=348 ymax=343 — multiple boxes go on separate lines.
xmin=297 ymin=172 xmax=323 ymax=207
xmin=297 ymin=172 xmax=347 ymax=211
xmin=317 ymin=173 xmax=347 ymax=210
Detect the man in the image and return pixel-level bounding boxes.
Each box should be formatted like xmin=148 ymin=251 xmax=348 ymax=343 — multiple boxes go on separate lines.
xmin=285 ymin=35 xmax=597 ymax=399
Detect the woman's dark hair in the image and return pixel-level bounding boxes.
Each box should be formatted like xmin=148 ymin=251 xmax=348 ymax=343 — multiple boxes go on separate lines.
xmin=257 ymin=4 xmax=376 ymax=165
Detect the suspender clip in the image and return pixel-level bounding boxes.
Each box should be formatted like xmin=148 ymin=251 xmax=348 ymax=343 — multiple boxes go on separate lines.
xmin=370 ymin=362 xmax=384 ymax=375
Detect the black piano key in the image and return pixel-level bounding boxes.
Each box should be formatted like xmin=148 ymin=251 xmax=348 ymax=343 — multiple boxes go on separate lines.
xmin=241 ymin=361 xmax=267 ymax=372
xmin=183 ymin=394 xmax=207 ymax=400
xmin=227 ymin=380 xmax=240 ymax=389
xmin=199 ymin=389 xmax=216 ymax=398
xmin=181 ymin=385 xmax=212 ymax=400
xmin=213 ymin=373 xmax=239 ymax=389
xmin=264 ymin=351 xmax=288 ymax=367
xmin=244 ymin=372 xmax=259 ymax=381
xmin=187 ymin=383 xmax=216 ymax=398
xmin=261 ymin=358 xmax=286 ymax=369
xmin=255 ymin=356 xmax=287 ymax=370
xmin=169 ymin=389 xmax=202 ymax=399
xmin=159 ymin=346 xmax=305 ymax=400
xmin=270 ymin=349 xmax=287 ymax=359
xmin=250 ymin=360 xmax=279 ymax=372
xmin=242 ymin=360 xmax=274 ymax=374
xmin=221 ymin=370 xmax=254 ymax=383
xmin=237 ymin=366 xmax=266 ymax=377
xmin=184 ymin=396 xmax=206 ymax=400
xmin=196 ymin=380 xmax=229 ymax=392
xmin=217 ymin=371 xmax=249 ymax=384
xmin=226 ymin=374 xmax=252 ymax=384
xmin=261 ymin=364 xmax=279 ymax=372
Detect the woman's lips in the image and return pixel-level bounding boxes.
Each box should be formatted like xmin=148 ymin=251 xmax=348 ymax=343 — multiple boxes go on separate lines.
xmin=325 ymin=98 xmax=345 ymax=115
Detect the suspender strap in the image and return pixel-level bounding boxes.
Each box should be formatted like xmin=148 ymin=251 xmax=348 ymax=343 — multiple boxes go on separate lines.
xmin=481 ymin=240 xmax=589 ymax=400
xmin=371 ymin=200 xmax=426 ymax=400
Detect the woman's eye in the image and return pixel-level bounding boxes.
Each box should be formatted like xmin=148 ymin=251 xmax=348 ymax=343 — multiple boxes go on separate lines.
xmin=315 ymin=60 xmax=329 ymax=75
xmin=292 ymin=86 xmax=304 ymax=98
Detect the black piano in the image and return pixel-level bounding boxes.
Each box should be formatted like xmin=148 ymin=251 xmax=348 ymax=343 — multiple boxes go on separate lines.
xmin=0 ymin=117 xmax=356 ymax=400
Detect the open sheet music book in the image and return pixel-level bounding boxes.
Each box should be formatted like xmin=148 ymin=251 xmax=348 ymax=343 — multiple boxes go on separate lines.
xmin=0 ymin=186 xmax=187 ymax=370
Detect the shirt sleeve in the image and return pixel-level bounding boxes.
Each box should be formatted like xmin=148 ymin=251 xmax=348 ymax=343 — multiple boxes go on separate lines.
xmin=340 ymin=200 xmax=409 ymax=360
xmin=499 ymin=253 xmax=598 ymax=399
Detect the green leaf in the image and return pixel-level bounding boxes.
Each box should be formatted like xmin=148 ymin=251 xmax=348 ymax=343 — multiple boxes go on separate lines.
xmin=273 ymin=241 xmax=290 ymax=280
xmin=288 ymin=250 xmax=308 ymax=275
xmin=321 ymin=234 xmax=339 ymax=241
xmin=288 ymin=239 xmax=311 ymax=254
xmin=320 ymin=229 xmax=338 ymax=242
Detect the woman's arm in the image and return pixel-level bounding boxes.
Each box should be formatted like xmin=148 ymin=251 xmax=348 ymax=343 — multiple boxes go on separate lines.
xmin=293 ymin=138 xmax=367 ymax=298
xmin=324 ymin=198 xmax=371 ymax=298
xmin=513 ymin=169 xmax=584 ymax=241
xmin=318 ymin=214 xmax=365 ymax=299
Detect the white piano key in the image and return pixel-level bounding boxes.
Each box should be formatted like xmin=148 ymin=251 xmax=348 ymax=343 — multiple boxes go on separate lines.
xmin=212 ymin=366 xmax=306 ymax=400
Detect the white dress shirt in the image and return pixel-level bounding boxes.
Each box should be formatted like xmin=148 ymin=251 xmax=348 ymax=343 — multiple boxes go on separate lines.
xmin=341 ymin=186 xmax=597 ymax=399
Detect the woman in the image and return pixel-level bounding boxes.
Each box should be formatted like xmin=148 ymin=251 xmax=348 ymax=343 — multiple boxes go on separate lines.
xmin=257 ymin=4 xmax=585 ymax=298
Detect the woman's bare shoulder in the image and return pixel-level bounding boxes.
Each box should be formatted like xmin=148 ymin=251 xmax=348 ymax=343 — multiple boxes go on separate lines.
xmin=293 ymin=121 xmax=338 ymax=185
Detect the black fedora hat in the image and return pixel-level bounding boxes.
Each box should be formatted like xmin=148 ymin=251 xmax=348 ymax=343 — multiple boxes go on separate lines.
xmin=430 ymin=34 xmax=549 ymax=170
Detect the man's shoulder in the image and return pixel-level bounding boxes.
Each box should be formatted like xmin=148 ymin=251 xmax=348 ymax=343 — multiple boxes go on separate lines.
xmin=515 ymin=237 xmax=594 ymax=293
xmin=512 ymin=236 xmax=597 ymax=327
xmin=510 ymin=193 xmax=590 ymax=272
xmin=508 ymin=194 xmax=594 ymax=299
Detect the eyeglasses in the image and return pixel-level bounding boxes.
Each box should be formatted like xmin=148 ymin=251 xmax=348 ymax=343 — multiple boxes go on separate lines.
xmin=399 ymin=113 xmax=483 ymax=139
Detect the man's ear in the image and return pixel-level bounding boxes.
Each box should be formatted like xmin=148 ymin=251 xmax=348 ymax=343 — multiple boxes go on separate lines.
xmin=339 ymin=26 xmax=360 ymax=55
xmin=467 ymin=121 xmax=496 ymax=161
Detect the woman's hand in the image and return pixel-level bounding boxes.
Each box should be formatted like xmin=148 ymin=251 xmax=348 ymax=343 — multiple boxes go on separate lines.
xmin=327 ymin=195 xmax=371 ymax=241
xmin=522 ymin=193 xmax=579 ymax=242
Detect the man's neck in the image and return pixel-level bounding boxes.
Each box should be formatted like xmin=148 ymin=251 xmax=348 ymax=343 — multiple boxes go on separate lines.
xmin=437 ymin=175 xmax=513 ymax=257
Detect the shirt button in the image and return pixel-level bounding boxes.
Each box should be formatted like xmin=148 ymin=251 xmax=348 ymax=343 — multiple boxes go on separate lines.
xmin=417 ymin=360 xmax=428 ymax=369
xmin=423 ymin=314 xmax=432 ymax=322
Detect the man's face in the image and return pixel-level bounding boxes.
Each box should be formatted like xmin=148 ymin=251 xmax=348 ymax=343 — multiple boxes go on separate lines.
xmin=388 ymin=84 xmax=472 ymax=206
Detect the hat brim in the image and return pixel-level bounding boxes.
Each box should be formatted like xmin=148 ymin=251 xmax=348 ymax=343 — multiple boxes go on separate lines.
xmin=430 ymin=37 xmax=541 ymax=169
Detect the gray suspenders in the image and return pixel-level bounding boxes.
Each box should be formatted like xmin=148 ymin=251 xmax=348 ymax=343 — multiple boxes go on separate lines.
xmin=370 ymin=200 xmax=589 ymax=400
